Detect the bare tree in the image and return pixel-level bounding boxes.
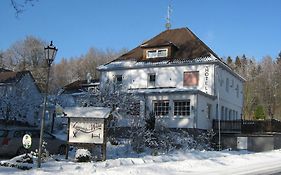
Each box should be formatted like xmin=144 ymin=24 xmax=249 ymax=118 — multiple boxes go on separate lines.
xmin=10 ymin=0 xmax=38 ymax=17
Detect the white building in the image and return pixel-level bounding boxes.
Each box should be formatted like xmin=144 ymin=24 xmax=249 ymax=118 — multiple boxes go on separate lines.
xmin=0 ymin=70 xmax=42 ymax=126
xmin=98 ymin=28 xmax=245 ymax=131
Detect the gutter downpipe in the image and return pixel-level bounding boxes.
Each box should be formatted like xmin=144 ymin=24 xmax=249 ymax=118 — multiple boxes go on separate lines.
xmin=215 ymin=64 xmax=221 ymax=151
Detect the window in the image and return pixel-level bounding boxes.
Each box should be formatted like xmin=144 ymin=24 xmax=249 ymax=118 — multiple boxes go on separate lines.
xmin=147 ymin=50 xmax=157 ymax=58
xmin=216 ymin=104 xmax=218 ymax=119
xmin=153 ymin=100 xmax=169 ymax=116
xmin=115 ymin=75 xmax=122 ymax=85
xmin=221 ymin=106 xmax=224 ymax=120
xmin=207 ymin=104 xmax=212 ymax=119
xmin=146 ymin=48 xmax=168 ymax=58
xmin=236 ymin=84 xmax=239 ymax=98
xmin=183 ymin=71 xmax=199 ymax=86
xmin=226 ymin=78 xmax=229 ymax=92
xmin=158 ymin=49 xmax=168 ymax=57
xmin=225 ymin=108 xmax=228 ymax=120
xmin=148 ymin=73 xmax=156 ymax=87
xmin=174 ymin=100 xmax=190 ymax=116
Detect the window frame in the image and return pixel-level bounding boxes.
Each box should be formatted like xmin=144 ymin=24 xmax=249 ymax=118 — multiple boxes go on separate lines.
xmin=173 ymin=100 xmax=191 ymax=116
xmin=148 ymin=73 xmax=156 ymax=87
xmin=226 ymin=78 xmax=229 ymax=92
xmin=146 ymin=48 xmax=168 ymax=58
xmin=153 ymin=100 xmax=169 ymax=117
xmin=207 ymin=103 xmax=212 ymax=119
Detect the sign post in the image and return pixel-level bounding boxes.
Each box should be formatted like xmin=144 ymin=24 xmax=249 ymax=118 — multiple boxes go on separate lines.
xmin=64 ymin=107 xmax=112 ymax=161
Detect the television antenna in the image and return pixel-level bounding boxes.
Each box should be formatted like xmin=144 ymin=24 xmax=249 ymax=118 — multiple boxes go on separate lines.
xmin=165 ymin=1 xmax=172 ymax=30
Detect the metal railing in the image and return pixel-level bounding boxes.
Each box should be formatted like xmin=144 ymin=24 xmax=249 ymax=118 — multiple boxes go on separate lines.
xmin=213 ymin=119 xmax=281 ymax=133
xmin=213 ymin=120 xmax=242 ymax=133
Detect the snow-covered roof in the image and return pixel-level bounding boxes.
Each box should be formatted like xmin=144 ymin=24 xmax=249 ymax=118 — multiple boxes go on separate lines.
xmin=64 ymin=107 xmax=112 ymax=119
xmin=128 ymin=88 xmax=216 ymax=99
xmin=97 ymin=56 xmax=218 ymax=71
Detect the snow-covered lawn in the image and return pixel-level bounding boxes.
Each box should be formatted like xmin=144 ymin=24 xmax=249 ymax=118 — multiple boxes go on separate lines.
xmin=1 ymin=143 xmax=281 ymax=175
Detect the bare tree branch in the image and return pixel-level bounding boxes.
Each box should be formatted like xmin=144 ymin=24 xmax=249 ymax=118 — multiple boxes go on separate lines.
xmin=10 ymin=0 xmax=38 ymax=17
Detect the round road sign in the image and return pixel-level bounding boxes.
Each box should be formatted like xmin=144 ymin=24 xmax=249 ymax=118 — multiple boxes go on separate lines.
xmin=22 ymin=134 xmax=32 ymax=149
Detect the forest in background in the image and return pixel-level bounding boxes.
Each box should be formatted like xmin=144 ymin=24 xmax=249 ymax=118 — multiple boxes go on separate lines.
xmin=0 ymin=36 xmax=280 ymax=120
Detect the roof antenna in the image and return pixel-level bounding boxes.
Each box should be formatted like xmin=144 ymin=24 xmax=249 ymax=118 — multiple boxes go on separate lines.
xmin=165 ymin=1 xmax=172 ymax=30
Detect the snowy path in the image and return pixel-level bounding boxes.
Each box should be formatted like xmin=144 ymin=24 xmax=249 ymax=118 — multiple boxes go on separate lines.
xmin=1 ymin=149 xmax=281 ymax=175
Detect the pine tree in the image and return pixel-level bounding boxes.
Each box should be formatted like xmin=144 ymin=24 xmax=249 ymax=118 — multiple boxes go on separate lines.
xmin=276 ymin=51 xmax=281 ymax=64
xmin=226 ymin=56 xmax=233 ymax=66
xmin=254 ymin=105 xmax=266 ymax=120
xmin=235 ymin=56 xmax=241 ymax=68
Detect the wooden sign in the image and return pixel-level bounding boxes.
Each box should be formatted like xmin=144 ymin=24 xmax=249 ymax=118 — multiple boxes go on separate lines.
xmin=69 ymin=118 xmax=104 ymax=144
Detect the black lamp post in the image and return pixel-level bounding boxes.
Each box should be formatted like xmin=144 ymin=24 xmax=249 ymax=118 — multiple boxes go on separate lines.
xmin=37 ymin=41 xmax=58 ymax=168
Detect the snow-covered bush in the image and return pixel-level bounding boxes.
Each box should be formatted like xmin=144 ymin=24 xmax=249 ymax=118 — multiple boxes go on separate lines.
xmin=31 ymin=140 xmax=50 ymax=162
xmin=131 ymin=124 xmax=215 ymax=154
xmin=75 ymin=149 xmax=91 ymax=162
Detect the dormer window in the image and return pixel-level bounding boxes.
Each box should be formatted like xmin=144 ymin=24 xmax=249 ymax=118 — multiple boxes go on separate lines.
xmin=146 ymin=48 xmax=168 ymax=58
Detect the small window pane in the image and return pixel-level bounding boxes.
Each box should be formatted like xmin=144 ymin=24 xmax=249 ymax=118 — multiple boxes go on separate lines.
xmin=148 ymin=73 xmax=156 ymax=86
xmin=226 ymin=78 xmax=229 ymax=92
xmin=147 ymin=50 xmax=157 ymax=58
xmin=158 ymin=49 xmax=168 ymax=57
xmin=207 ymin=104 xmax=212 ymax=119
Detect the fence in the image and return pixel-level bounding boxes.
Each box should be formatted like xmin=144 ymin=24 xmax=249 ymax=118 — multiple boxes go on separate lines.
xmin=212 ymin=120 xmax=242 ymax=133
xmin=242 ymin=119 xmax=281 ymax=133
xmin=212 ymin=119 xmax=281 ymax=133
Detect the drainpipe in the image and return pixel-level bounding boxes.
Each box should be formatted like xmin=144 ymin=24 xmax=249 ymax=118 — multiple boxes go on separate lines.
xmin=215 ymin=64 xmax=221 ymax=151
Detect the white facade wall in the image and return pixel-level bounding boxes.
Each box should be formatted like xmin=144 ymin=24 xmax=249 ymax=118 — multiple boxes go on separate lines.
xmin=145 ymin=94 xmax=196 ymax=128
xmin=99 ymin=61 xmax=244 ymax=130
xmin=196 ymin=94 xmax=215 ymax=130
xmin=100 ymin=63 xmax=215 ymax=95
xmin=0 ymin=74 xmax=42 ymax=125
xmin=215 ymin=66 xmax=244 ymax=120
xmin=16 ymin=74 xmax=42 ymax=124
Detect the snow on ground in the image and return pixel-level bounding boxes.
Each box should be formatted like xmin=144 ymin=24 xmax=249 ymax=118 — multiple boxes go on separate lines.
xmin=1 ymin=142 xmax=281 ymax=175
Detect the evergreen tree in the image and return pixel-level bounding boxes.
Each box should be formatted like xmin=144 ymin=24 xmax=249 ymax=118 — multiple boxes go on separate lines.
xmin=226 ymin=56 xmax=233 ymax=65
xmin=254 ymin=105 xmax=266 ymax=120
xmin=276 ymin=51 xmax=281 ymax=64
xmin=235 ymin=56 xmax=241 ymax=68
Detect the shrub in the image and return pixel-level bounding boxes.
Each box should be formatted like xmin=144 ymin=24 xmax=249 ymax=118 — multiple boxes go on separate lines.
xmin=131 ymin=125 xmax=215 ymax=154
xmin=75 ymin=149 xmax=91 ymax=162
xmin=254 ymin=105 xmax=266 ymax=120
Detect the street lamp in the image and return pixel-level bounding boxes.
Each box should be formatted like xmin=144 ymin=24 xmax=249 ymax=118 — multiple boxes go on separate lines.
xmin=38 ymin=41 xmax=58 ymax=168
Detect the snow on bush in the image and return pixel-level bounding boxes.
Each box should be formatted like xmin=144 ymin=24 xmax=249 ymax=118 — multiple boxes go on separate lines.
xmin=131 ymin=125 xmax=215 ymax=154
xmin=75 ymin=149 xmax=92 ymax=162
xmin=31 ymin=140 xmax=50 ymax=162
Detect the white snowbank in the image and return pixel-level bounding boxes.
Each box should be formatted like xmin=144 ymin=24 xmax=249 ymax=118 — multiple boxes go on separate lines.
xmin=1 ymin=143 xmax=281 ymax=175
